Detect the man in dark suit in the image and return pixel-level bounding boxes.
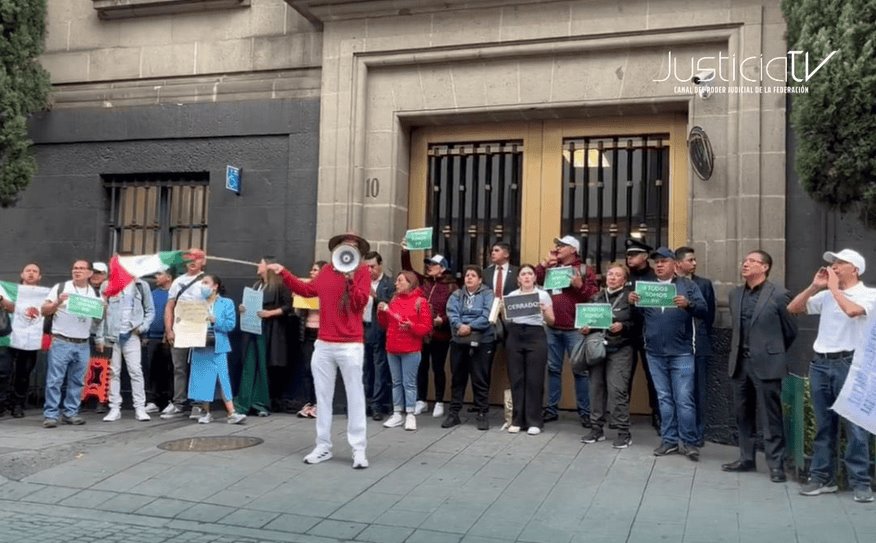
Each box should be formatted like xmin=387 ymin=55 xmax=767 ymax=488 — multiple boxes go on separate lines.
xmin=362 ymin=251 xmax=395 ymax=421
xmin=484 ymin=242 xmax=519 ymax=299
xmin=722 ymin=249 xmax=797 ymax=482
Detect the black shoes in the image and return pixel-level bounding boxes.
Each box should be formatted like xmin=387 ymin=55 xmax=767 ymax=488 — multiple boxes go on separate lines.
xmin=721 ymin=460 xmax=756 ymax=472
xmin=61 ymin=414 xmax=86 ymax=425
xmin=770 ymin=468 xmax=787 ymax=483
xmin=11 ymin=405 xmax=24 ymax=418
xmin=580 ymin=417 xmax=592 ymax=429
xmin=476 ymin=413 xmax=490 ymax=431
xmin=441 ymin=413 xmax=461 ymax=428
xmin=581 ymin=428 xmax=605 ymax=444
xmin=680 ymin=444 xmax=700 ymax=462
xmin=372 ymin=411 xmax=384 ymax=422
xmin=542 ymin=411 xmax=559 ymax=423
xmin=653 ymin=442 xmax=679 ymax=456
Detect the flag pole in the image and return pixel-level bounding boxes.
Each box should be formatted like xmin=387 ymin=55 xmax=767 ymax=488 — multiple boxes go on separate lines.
xmin=205 ymin=256 xmax=260 ymax=267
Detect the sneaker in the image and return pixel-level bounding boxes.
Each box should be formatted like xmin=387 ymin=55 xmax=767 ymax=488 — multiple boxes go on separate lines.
xmin=383 ymin=412 xmax=404 ymax=428
xmin=352 ymin=450 xmax=369 ymax=469
xmin=476 ymin=413 xmax=490 ymax=431
xmin=800 ymin=480 xmax=838 ymax=496
xmin=144 ymin=402 xmax=160 ymax=414
xmin=681 ymin=444 xmax=700 ymax=461
xmin=441 ymin=413 xmax=461 ymax=428
xmin=61 ymin=415 xmax=86 ymax=425
xmin=227 ymin=413 xmax=247 ymax=425
xmin=189 ymin=406 xmax=203 ymax=420
xmin=135 ymin=408 xmax=151 ymax=422
xmin=581 ymin=428 xmax=605 ymax=444
xmin=43 ymin=418 xmax=58 ymax=428
xmin=653 ymin=442 xmax=679 ymax=456
xmin=12 ymin=405 xmax=24 ymax=418
xmin=612 ymin=434 xmax=632 ymax=449
xmin=197 ymin=412 xmax=213 ymax=424
xmin=542 ymin=410 xmax=559 ymax=423
xmin=414 ymin=401 xmax=428 ymax=416
xmin=160 ymin=405 xmax=184 ymax=419
xmin=297 ymin=403 xmax=312 ymax=418
xmin=306 ymin=404 xmax=317 ymax=418
xmin=102 ymin=408 xmax=121 ymax=422
xmin=303 ymin=446 xmax=333 ymax=465
xmin=432 ymin=402 xmax=444 ymax=418
xmin=405 ymin=414 xmax=417 ymax=431
xmin=257 ymin=410 xmax=270 ymax=417
xmin=527 ymin=427 xmax=542 ymax=435
xmin=95 ymin=403 xmax=108 ymax=414
xmin=854 ymin=488 xmax=874 ymax=503
xmin=508 ymin=425 xmax=521 ymax=434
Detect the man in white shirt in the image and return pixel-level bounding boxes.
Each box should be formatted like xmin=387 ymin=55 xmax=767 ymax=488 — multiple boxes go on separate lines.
xmin=0 ymin=263 xmax=45 ymax=418
xmin=40 ymin=260 xmax=104 ymax=428
xmin=161 ymin=248 xmax=206 ymax=419
xmin=789 ymin=248 xmax=876 ymax=503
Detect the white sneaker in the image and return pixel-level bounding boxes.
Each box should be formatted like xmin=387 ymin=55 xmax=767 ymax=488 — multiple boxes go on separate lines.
xmin=508 ymin=425 xmax=521 ymax=434
xmin=405 ymin=414 xmax=417 ymax=431
xmin=134 ymin=408 xmax=151 ymax=421
xmin=102 ymin=408 xmax=121 ymax=422
xmin=189 ymin=406 xmax=203 ymax=420
xmin=527 ymin=427 xmax=542 ymax=435
xmin=432 ymin=402 xmax=444 ymax=418
xmin=303 ymin=446 xmax=333 ymax=465
xmin=414 ymin=401 xmax=428 ymax=416
xmin=144 ymin=402 xmax=160 ymax=414
xmin=197 ymin=412 xmax=213 ymax=424
xmin=159 ymin=404 xmax=184 ymax=419
xmin=383 ymin=412 xmax=404 ymax=428
xmin=352 ymin=450 xmax=369 ymax=469
xmin=227 ymin=413 xmax=247 ymax=425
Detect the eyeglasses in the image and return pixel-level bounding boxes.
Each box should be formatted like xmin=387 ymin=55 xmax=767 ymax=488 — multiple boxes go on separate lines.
xmin=72 ymin=266 xmax=90 ymax=270
xmin=742 ymin=258 xmax=764 ymax=265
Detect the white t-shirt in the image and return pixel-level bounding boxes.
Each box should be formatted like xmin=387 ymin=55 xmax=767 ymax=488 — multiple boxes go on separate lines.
xmin=168 ymin=273 xmax=206 ymax=303
xmin=46 ymin=281 xmax=101 ymax=339
xmin=807 ymin=282 xmax=876 ymax=353
xmin=505 ymin=288 xmax=552 ymax=326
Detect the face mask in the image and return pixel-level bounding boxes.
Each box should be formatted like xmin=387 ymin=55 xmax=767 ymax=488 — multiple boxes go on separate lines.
xmin=200 ymin=285 xmax=214 ymax=298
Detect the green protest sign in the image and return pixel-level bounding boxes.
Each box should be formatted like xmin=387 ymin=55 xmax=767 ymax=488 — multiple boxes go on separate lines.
xmin=543 ymin=266 xmax=573 ymax=291
xmin=405 ymin=227 xmax=434 ymax=250
xmin=635 ymin=281 xmax=677 ymax=308
xmin=575 ymin=303 xmax=613 ymax=329
xmin=66 ymin=293 xmax=104 ymax=319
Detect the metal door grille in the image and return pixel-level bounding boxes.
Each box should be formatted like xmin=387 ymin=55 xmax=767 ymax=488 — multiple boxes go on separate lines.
xmin=104 ymin=172 xmax=210 ymax=255
xmin=427 ymin=141 xmax=523 ymax=276
xmin=562 ymin=135 xmax=670 ymax=272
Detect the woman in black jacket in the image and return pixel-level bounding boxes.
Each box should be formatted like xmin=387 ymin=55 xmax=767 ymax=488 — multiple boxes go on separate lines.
xmin=579 ymin=262 xmax=635 ymax=448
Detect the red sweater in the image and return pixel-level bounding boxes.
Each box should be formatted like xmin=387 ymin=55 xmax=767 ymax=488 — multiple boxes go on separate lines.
xmin=377 ymin=288 xmax=434 ymax=354
xmin=280 ymin=264 xmax=370 ymax=343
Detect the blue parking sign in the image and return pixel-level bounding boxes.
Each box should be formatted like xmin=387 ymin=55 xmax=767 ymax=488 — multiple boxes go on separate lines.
xmin=226 ymin=165 xmax=241 ymax=195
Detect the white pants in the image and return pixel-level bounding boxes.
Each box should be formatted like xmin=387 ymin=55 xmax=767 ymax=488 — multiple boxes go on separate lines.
xmin=108 ymin=334 xmax=146 ymax=410
xmin=312 ymin=340 xmax=366 ymax=453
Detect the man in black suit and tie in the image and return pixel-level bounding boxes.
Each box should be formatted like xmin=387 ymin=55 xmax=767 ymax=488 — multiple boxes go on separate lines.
xmin=484 ymin=242 xmax=519 ymax=300
xmin=722 ymin=250 xmax=798 ymax=482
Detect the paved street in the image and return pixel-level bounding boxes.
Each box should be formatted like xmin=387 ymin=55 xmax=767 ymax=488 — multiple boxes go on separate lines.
xmin=0 ymin=408 xmax=873 ymax=543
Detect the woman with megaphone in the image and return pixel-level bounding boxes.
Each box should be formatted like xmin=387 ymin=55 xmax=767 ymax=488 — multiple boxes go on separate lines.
xmin=267 ymin=233 xmax=372 ymax=470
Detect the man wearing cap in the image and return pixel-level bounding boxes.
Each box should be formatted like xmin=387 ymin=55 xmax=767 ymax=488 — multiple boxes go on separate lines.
xmin=536 ymin=235 xmax=599 ymax=425
xmin=268 ymin=234 xmax=372 ymax=469
xmin=789 ymin=249 xmax=876 ymax=503
xmin=624 ymin=238 xmax=660 ymax=431
xmin=629 ymin=247 xmax=707 ymax=460
xmin=90 ymin=262 xmax=108 ymax=294
xmin=401 ymin=244 xmax=458 ymax=418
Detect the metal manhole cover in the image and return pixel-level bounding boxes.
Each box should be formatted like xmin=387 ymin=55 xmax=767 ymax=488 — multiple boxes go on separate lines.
xmin=157 ymin=436 xmax=263 ymax=452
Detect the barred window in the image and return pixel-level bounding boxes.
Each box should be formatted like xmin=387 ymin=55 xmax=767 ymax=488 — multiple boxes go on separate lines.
xmin=104 ymin=173 xmax=209 ymax=255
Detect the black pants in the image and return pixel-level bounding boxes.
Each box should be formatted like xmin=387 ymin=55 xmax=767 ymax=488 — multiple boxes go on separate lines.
xmin=142 ymin=338 xmax=172 ymax=407
xmin=10 ymin=348 xmax=38 ymax=408
xmin=589 ymin=345 xmax=634 ymax=432
xmin=0 ymin=347 xmax=11 ymax=409
xmin=732 ymin=357 xmax=785 ymax=469
xmin=418 ymin=338 xmax=450 ymax=402
xmin=449 ymin=341 xmax=493 ymax=414
xmin=505 ymin=323 xmax=546 ymax=429
xmin=301 ymin=328 xmax=318 ymax=404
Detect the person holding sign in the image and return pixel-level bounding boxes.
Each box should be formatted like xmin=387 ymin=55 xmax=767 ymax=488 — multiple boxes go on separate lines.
xmin=40 ymin=260 xmax=105 ymax=428
xmin=535 ymin=235 xmax=598 ymax=426
xmin=628 ymin=247 xmax=707 ymax=461
xmin=578 ymin=263 xmax=635 ymax=448
xmin=2 ymin=263 xmax=45 ymax=419
xmin=503 ymin=264 xmax=554 ymax=435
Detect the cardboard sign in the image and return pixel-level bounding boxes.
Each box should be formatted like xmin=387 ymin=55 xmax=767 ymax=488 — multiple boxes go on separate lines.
xmin=575 ymin=303 xmax=612 ymax=329
xmin=405 ymin=227 xmax=434 ymax=250
xmin=503 ymin=293 xmax=541 ymax=319
xmin=635 ymin=281 xmax=677 ymax=308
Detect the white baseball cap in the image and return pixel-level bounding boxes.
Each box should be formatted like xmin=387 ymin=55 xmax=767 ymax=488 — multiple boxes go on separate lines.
xmin=823 ymin=249 xmax=866 ymax=275
xmin=553 ymin=235 xmax=581 ymax=254
xmin=92 ymin=262 xmax=108 ymax=274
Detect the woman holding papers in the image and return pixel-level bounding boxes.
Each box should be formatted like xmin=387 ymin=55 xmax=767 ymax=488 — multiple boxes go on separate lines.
xmin=236 ymin=258 xmax=293 ymax=417
xmin=578 ymin=262 xmax=635 ymax=448
xmin=504 ymin=264 xmax=555 ymax=435
xmin=296 ymin=261 xmax=326 ymax=419
xmin=188 ymin=274 xmax=246 ymax=425
xmin=377 ymin=271 xmax=433 ymax=431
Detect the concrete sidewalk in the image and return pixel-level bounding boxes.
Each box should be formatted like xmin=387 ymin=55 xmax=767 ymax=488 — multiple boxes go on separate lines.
xmin=0 ymin=408 xmax=872 ymax=543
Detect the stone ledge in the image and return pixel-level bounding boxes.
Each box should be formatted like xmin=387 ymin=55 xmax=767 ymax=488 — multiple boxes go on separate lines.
xmin=93 ymin=0 xmax=250 ymax=20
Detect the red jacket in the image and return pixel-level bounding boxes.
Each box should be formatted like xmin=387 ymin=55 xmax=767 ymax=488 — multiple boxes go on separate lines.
xmin=401 ymin=250 xmax=458 ymax=340
xmin=280 ymin=264 xmax=370 ymax=343
xmin=377 ymin=288 xmax=433 ymax=354
xmin=535 ymin=258 xmax=599 ymax=329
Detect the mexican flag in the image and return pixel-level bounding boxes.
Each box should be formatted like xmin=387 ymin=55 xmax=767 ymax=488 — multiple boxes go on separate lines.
xmin=1 ymin=281 xmax=50 ymax=349
xmin=104 ymin=251 xmax=190 ymax=297
xmin=0 ymin=281 xmax=17 ymax=347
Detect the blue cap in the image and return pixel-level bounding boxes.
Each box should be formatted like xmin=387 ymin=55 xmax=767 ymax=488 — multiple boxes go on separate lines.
xmin=650 ymin=247 xmax=676 ymax=260
xmin=424 ymin=254 xmax=450 ymax=269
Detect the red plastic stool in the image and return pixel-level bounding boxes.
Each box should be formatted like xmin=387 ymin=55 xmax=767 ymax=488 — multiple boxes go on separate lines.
xmin=81 ymin=356 xmax=110 ymax=403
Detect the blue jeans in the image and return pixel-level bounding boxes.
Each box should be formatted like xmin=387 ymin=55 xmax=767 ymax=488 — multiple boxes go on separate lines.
xmin=363 ymin=339 xmax=391 ymax=414
xmin=809 ymin=355 xmax=872 ymax=490
xmin=545 ymin=328 xmax=590 ymax=419
xmin=647 ymin=353 xmax=697 ymax=446
xmin=44 ymin=339 xmax=90 ymax=420
xmin=694 ymin=353 xmax=709 ymax=444
xmin=388 ymin=352 xmax=420 ymax=412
